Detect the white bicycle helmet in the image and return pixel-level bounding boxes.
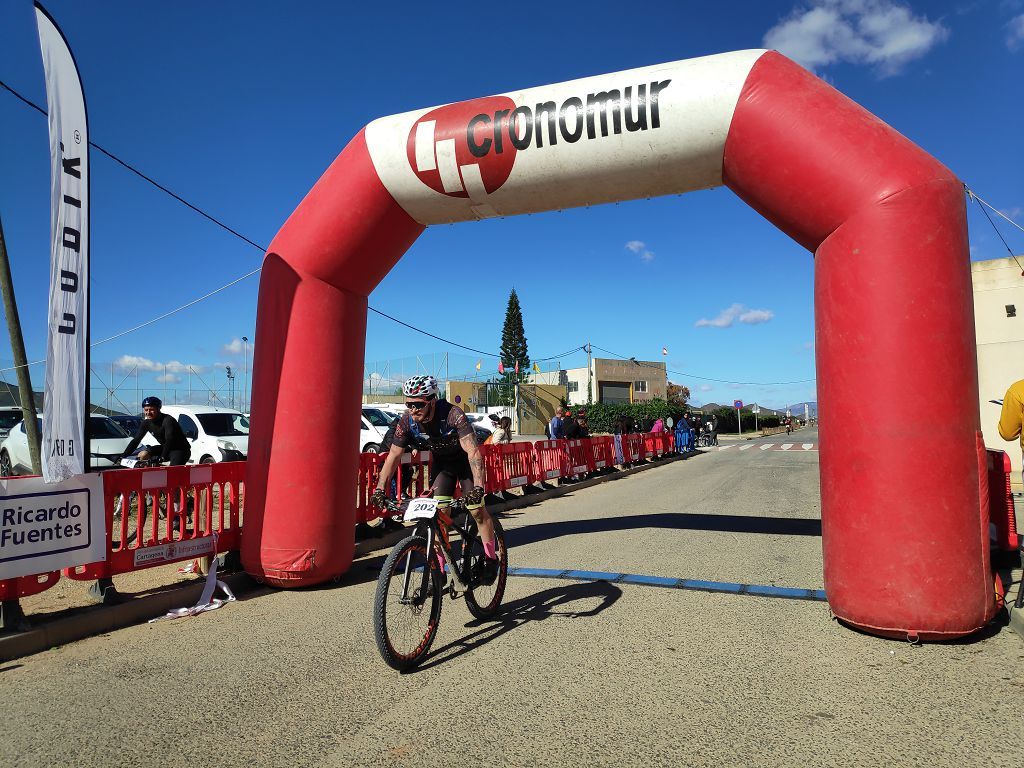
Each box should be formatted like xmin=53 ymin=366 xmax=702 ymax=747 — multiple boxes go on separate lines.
xmin=402 ymin=375 xmax=439 ymax=399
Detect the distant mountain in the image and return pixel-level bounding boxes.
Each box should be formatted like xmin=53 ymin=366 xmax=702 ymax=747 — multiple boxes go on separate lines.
xmin=688 ymin=400 xmax=817 ymax=417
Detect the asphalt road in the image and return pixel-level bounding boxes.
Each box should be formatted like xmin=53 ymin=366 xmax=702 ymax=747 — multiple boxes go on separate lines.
xmin=2 ymin=428 xmax=1022 ymax=768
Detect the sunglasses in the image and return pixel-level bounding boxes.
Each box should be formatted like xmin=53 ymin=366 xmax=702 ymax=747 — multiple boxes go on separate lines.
xmin=405 ymin=400 xmax=431 ymax=411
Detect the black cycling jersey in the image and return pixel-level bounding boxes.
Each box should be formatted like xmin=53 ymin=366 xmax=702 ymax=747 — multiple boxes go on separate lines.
xmin=122 ymin=413 xmax=190 ymax=460
xmin=392 ymin=399 xmax=475 ymax=458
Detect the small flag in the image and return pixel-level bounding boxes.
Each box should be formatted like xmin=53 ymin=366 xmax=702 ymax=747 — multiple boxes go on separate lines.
xmin=475 ymin=360 xmax=481 ymax=371
xmin=498 ymin=361 xmax=504 ymax=374
xmin=533 ymin=362 xmax=540 ymax=373
xmin=515 ymin=360 xmax=519 ymax=374
xmin=662 ymin=347 xmax=668 ymax=355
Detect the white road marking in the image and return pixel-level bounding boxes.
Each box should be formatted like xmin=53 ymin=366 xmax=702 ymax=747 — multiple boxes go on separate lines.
xmin=718 ymin=445 xmax=732 ymax=450
xmin=739 ymin=445 xmax=753 ymax=451
xmin=802 ymin=443 xmax=813 ymax=450
xmin=781 ymin=444 xmax=793 ymax=450
xmin=760 ymin=444 xmax=772 ymax=450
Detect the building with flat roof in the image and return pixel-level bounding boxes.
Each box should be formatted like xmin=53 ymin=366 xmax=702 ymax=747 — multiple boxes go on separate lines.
xmin=529 ymin=357 xmax=667 ymax=406
xmin=973 ymin=256 xmax=1024 ymax=490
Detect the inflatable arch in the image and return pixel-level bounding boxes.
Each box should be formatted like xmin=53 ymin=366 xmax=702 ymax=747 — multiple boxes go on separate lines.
xmin=242 ymin=50 xmax=997 ymax=640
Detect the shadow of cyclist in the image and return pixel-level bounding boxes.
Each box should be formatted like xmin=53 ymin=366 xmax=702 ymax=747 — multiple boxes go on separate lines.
xmin=405 ymin=580 xmax=622 ymax=673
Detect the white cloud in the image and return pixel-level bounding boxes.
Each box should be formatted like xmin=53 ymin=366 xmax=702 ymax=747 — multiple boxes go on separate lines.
xmin=999 ymin=206 xmax=1023 ymax=220
xmin=695 ymin=303 xmax=775 ymax=328
xmin=700 ymin=384 xmax=714 ymax=392
xmin=625 ymin=240 xmax=655 ymax=263
xmin=155 ymin=373 xmax=182 ymax=384
xmin=222 ymin=337 xmax=252 ymax=356
xmin=115 ymin=355 xmax=205 ymax=374
xmin=1007 ymin=14 xmax=1024 ymax=49
xmin=763 ymin=0 xmax=949 ymax=77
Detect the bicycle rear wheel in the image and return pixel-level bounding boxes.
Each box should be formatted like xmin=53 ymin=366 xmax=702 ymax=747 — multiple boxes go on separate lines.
xmin=373 ymin=534 xmax=443 ymax=671
xmin=463 ymin=516 xmax=508 ymax=620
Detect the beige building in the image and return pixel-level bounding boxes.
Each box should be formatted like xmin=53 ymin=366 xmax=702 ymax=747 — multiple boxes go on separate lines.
xmin=973 ymin=257 xmax=1023 ymax=489
xmin=529 ymin=357 xmax=667 ymax=406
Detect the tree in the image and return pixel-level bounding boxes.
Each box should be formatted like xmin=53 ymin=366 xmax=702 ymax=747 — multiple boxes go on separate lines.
xmin=667 ymin=383 xmax=691 ymax=408
xmin=498 ymin=289 xmax=530 ymax=404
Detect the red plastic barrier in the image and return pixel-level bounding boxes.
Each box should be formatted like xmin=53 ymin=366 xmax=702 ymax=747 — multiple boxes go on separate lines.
xmin=0 ymin=571 xmax=60 ymax=601
xmin=622 ymin=434 xmax=644 ymax=464
xmin=482 ymin=443 xmax=536 ymax=493
xmin=64 ymin=462 xmax=244 ymax=581
xmin=590 ymin=436 xmax=614 ymax=470
xmin=641 ymin=433 xmax=657 ymax=459
xmin=565 ymin=439 xmax=595 ymax=476
xmin=987 ymin=449 xmax=1019 ymax=551
xmin=534 ymin=440 xmax=567 ymax=481
xmin=356 ymin=450 xmax=432 ymax=523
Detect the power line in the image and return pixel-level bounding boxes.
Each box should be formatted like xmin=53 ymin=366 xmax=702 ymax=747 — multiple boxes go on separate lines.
xmin=965 ymin=186 xmax=1024 ymax=275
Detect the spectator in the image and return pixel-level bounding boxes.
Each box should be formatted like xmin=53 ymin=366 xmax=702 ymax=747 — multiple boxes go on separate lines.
xmin=576 ymin=414 xmax=590 ymax=438
xmin=674 ymin=417 xmax=690 ymax=452
xmin=651 ymin=417 xmax=665 ymax=434
xmin=998 ymin=379 xmax=1024 ymax=480
xmin=563 ymin=410 xmax=581 ymax=440
xmin=548 ymin=407 xmax=565 ymax=440
xmin=490 ymin=416 xmax=513 ymax=444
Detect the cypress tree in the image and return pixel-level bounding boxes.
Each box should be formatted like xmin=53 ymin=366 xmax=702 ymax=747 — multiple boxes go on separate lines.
xmin=500 ymin=289 xmax=530 ymax=379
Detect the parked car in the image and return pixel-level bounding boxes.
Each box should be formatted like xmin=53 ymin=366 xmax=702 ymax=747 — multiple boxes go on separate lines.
xmin=360 ymin=412 xmax=387 ymax=453
xmin=154 ymin=405 xmax=248 ymax=464
xmin=0 ymin=406 xmax=23 ymax=440
xmin=465 ymin=412 xmax=499 ymax=435
xmin=108 ymin=413 xmax=143 ymax=436
xmin=0 ymin=415 xmax=132 ymax=476
xmin=363 ymin=402 xmax=405 ymax=422
xmin=362 ymin=407 xmax=398 ymax=429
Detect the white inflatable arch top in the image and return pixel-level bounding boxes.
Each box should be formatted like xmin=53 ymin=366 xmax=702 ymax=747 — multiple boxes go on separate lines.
xmin=365 ymin=51 xmax=763 ymax=223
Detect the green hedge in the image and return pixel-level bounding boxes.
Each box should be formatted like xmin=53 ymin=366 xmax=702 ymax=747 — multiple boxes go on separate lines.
xmin=572 ymin=400 xmax=783 ymax=434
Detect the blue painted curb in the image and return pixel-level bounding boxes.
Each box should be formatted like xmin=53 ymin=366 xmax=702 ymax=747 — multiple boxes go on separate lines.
xmin=506 ymin=566 xmax=827 ymax=602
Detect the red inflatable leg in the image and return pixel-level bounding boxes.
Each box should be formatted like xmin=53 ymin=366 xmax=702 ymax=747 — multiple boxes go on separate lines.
xmin=242 ymin=131 xmax=423 ymax=586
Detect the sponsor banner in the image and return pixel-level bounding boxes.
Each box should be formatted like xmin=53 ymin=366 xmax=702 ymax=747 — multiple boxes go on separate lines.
xmin=134 ymin=536 xmax=215 ymax=568
xmin=0 ymin=473 xmax=103 ymax=579
xmin=35 ymin=3 xmax=90 ymax=482
xmin=365 ymin=50 xmax=765 ymax=225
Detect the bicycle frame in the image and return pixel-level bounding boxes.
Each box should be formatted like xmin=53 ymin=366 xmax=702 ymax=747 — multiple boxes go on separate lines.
xmin=402 ymin=502 xmax=476 ymax=603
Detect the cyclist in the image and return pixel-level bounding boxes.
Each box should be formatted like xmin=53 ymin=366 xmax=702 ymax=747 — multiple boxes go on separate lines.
xmin=370 ymin=375 xmax=499 ymax=583
xmin=119 ymin=396 xmax=190 ymax=466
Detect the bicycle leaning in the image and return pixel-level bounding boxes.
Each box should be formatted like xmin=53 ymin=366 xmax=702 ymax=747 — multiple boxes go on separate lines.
xmin=372 ymin=493 xmax=508 ymax=671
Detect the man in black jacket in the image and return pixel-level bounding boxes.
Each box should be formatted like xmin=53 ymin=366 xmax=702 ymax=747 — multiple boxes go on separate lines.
xmin=120 ymin=396 xmax=191 ymax=466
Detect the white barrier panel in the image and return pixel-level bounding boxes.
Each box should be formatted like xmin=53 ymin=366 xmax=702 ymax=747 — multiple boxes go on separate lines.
xmin=0 ymin=473 xmax=104 ymax=579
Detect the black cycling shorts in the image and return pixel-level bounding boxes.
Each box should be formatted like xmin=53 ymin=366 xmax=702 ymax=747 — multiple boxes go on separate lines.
xmin=430 ymin=453 xmax=474 ymax=498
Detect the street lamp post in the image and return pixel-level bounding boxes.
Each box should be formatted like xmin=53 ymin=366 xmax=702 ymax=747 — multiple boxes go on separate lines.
xmin=226 ymin=366 xmax=235 ymax=410
xmin=242 ymin=336 xmax=249 ymax=413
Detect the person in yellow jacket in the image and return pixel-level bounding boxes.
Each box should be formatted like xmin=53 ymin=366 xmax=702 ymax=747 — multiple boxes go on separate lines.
xmin=997 ymin=379 xmax=1024 ymax=457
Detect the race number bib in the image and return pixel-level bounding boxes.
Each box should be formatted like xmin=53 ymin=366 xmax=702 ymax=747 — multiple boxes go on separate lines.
xmin=404 ymin=498 xmax=439 ymax=522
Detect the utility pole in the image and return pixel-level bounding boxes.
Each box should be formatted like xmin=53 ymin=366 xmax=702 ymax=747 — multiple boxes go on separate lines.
xmin=0 ymin=214 xmax=40 ymax=474
xmin=241 ymin=336 xmax=249 ymax=413
xmin=586 ymin=342 xmax=592 ymax=405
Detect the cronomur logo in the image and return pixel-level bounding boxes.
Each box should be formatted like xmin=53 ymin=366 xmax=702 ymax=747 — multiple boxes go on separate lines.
xmin=407 ymin=96 xmax=518 ymax=210
xmin=407 ymin=79 xmax=672 ymax=213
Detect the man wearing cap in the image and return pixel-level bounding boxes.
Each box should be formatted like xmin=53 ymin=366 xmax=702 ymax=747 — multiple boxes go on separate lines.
xmin=120 ymin=396 xmax=191 ymax=466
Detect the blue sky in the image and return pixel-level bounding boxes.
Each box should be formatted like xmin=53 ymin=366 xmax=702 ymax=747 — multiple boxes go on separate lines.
xmin=0 ymin=0 xmax=1021 ymax=411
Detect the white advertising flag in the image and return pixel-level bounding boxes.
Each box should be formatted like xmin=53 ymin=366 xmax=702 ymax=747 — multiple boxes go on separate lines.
xmin=35 ymin=3 xmax=89 ymax=482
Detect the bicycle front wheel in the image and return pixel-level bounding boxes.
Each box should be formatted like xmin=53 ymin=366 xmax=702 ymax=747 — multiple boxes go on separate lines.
xmin=464 ymin=516 xmax=508 ymax=620
xmin=373 ymin=534 xmax=443 ymax=671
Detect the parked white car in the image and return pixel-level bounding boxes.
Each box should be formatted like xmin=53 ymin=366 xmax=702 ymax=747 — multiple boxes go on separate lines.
xmin=363 ymin=402 xmax=405 ymax=422
xmin=465 ymin=412 xmax=499 ymax=434
xmin=0 ymin=415 xmax=132 ymax=476
xmin=155 ymin=405 xmax=249 ymax=464
xmin=0 ymin=406 xmax=23 ymax=440
xmin=360 ymin=411 xmax=389 ymax=454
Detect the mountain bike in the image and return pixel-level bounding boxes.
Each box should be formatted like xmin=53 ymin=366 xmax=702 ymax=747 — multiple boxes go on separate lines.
xmin=372 ymin=493 xmax=508 ymax=671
